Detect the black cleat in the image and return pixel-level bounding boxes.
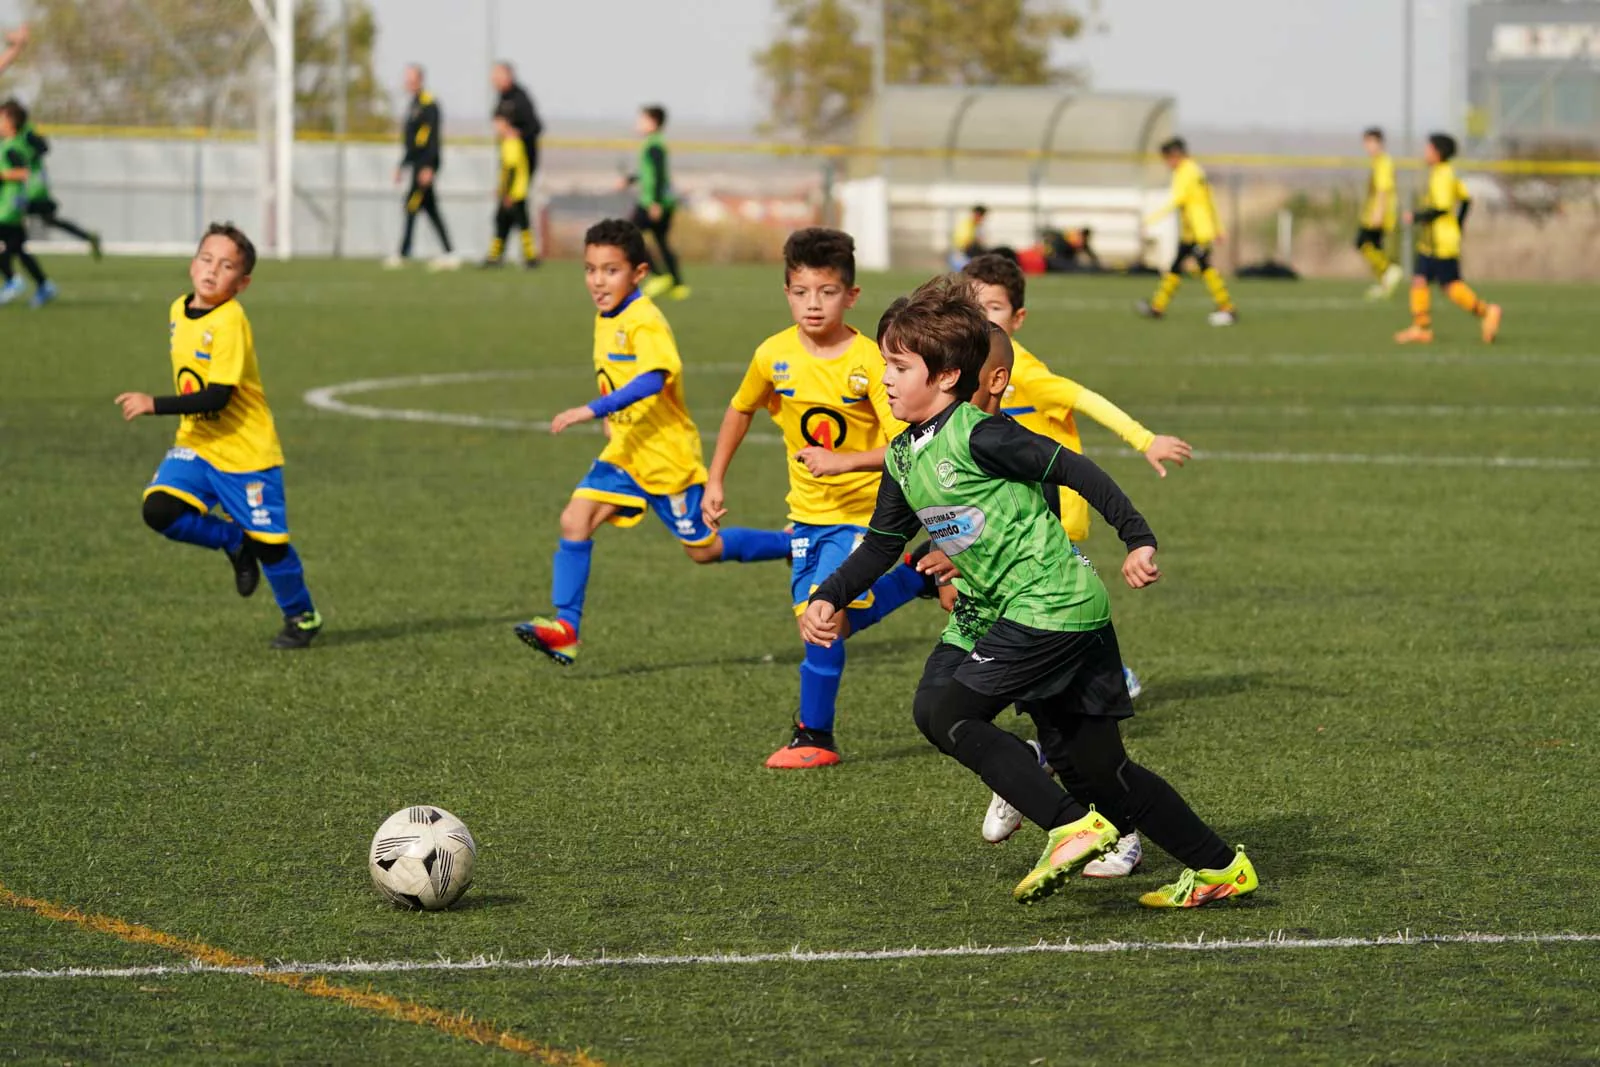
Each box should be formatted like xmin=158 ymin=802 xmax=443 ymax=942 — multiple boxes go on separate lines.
xmin=523 ymin=258 xmax=541 ymax=270
xmin=479 ymin=258 xmax=504 ymax=269
xmin=227 ymin=539 xmax=260 ymax=598
xmin=271 ymin=610 xmax=323 ymax=650
xmin=1135 ymin=301 xmax=1164 ymax=319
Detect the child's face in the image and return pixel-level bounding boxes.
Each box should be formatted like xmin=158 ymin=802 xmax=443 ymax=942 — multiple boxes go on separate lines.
xmin=1363 ymin=135 xmax=1383 ymax=157
xmin=972 ymin=333 xmax=1012 ymax=415
xmin=784 ymin=266 xmax=859 ymax=341
xmin=971 ymin=282 xmax=1025 ymax=335
xmin=1163 ymin=150 xmax=1182 ymax=170
xmin=636 ymin=112 xmax=657 ymax=136
xmin=189 ymin=235 xmax=251 ymax=306
xmin=881 ymin=345 xmax=958 ymax=424
xmin=1424 ymin=143 xmax=1441 ymax=165
xmin=0 ymin=113 xmax=15 ymax=138
xmin=584 ymin=243 xmax=648 ymax=313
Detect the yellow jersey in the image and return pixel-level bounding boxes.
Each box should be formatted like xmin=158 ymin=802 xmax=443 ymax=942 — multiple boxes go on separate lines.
xmin=730 ymin=326 xmax=904 ymax=527
xmin=1416 ymin=162 xmax=1470 ymax=260
xmin=1000 ymin=339 xmax=1154 ymax=543
xmin=1364 ymin=153 xmax=1397 ymax=230
xmin=952 ymin=213 xmax=982 ymax=253
xmin=1148 ymin=158 xmax=1221 ymax=244
xmin=592 ymin=292 xmax=706 ymax=495
xmin=499 ymin=137 xmax=530 ymax=202
xmin=168 ymin=296 xmax=284 ymax=473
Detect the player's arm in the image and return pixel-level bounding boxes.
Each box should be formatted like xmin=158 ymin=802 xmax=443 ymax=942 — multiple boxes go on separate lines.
xmin=549 ymin=370 xmax=666 ymax=434
xmin=705 ymin=356 xmax=775 ymax=527
xmin=1411 ymin=170 xmax=1453 ymax=225
xmin=802 ymin=473 xmax=920 ymax=646
xmin=969 ymin=418 xmax=1160 ymax=587
xmin=116 ymin=384 xmax=234 ymax=421
xmin=1143 ymin=171 xmax=1187 ymax=226
xmin=1454 ymin=179 xmax=1472 ymax=227
xmin=1070 ymin=387 xmax=1193 ymax=476
xmin=1370 ymin=160 xmax=1395 ymax=227
xmin=0 ymin=145 xmax=26 ymax=182
xmin=0 ymin=23 xmax=27 ymax=78
xmin=404 ymin=99 xmax=440 ymax=175
xmin=24 ymin=128 xmax=46 ymax=159
xmin=797 ymin=370 xmax=902 ymax=476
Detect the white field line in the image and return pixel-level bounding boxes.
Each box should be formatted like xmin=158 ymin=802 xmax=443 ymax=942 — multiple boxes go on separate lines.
xmin=302 ymin=372 xmax=1595 ymax=471
xmin=3 ymin=930 xmax=1597 ymax=981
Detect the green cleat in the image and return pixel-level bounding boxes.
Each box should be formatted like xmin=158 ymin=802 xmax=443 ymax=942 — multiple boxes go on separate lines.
xmin=1139 ymin=846 xmax=1259 ymax=909
xmin=1012 ymin=807 xmax=1119 ymax=904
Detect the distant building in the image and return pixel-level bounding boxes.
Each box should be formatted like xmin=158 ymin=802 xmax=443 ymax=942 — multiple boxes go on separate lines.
xmin=1467 ymin=0 xmax=1600 ymax=146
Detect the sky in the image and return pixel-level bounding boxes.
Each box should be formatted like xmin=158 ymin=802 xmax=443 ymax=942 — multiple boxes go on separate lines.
xmin=364 ymin=0 xmax=1469 ymax=135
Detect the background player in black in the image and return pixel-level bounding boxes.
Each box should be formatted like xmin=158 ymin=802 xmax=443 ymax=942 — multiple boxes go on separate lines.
xmin=490 ymin=61 xmax=542 ymax=266
xmin=387 ymin=64 xmax=456 ymax=270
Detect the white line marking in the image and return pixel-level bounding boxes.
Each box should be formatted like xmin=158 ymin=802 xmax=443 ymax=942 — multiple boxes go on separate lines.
xmin=3 ymin=931 xmax=1596 ymax=981
xmin=1139 ymin=403 xmax=1600 ymax=419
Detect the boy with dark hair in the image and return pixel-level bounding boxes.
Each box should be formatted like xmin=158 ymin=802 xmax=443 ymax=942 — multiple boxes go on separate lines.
xmin=5 ymin=99 xmax=104 ymax=260
xmin=515 ymin=219 xmax=789 ymax=666
xmin=483 ymin=112 xmax=534 ymax=268
xmin=114 ymin=222 xmax=323 ymax=649
xmin=802 ymin=285 xmax=1258 ymax=908
xmin=1138 ymin=137 xmax=1236 ymax=326
xmin=950 ymin=204 xmax=988 ymax=267
xmin=705 ymin=227 xmax=926 ymax=767
xmin=624 ymin=105 xmax=686 ymax=301
xmin=387 ymin=64 xmax=457 ymax=271
xmin=1357 ymin=127 xmax=1401 ymax=299
xmin=0 ymin=100 xmax=53 ymax=307
xmin=1395 ymin=133 xmax=1502 ymax=345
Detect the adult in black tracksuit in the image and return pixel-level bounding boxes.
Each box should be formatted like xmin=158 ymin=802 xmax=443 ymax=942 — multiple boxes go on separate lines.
xmin=490 ymin=62 xmax=542 ymax=264
xmin=394 ymin=64 xmax=454 ymax=263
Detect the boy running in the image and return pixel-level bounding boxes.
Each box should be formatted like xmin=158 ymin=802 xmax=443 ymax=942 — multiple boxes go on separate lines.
xmin=1395 ymin=133 xmax=1502 ymax=345
xmin=0 ymin=100 xmax=53 ymax=307
xmin=705 ymin=228 xmax=927 ymax=768
xmin=115 ymin=223 xmax=322 ymax=649
xmin=802 ymin=285 xmax=1258 ymax=908
xmin=515 ymin=219 xmax=789 ymax=666
xmin=1356 ymin=127 xmax=1402 ymax=299
xmin=1138 ymin=137 xmax=1236 ymax=326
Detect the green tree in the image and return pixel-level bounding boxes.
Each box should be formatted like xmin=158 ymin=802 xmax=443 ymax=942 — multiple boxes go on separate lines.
xmin=18 ymin=0 xmax=389 ymax=133
xmin=754 ymin=0 xmax=1087 ymax=142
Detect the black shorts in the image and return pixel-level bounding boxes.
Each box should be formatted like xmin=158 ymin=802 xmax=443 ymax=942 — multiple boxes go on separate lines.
xmin=1170 ymin=242 xmax=1213 ymax=273
xmin=26 ymin=198 xmax=57 ymax=220
xmin=1354 ymin=227 xmax=1386 ymax=251
xmin=496 ymin=200 xmax=531 ymax=230
xmin=1414 ymin=254 xmax=1461 ymax=286
xmin=917 ymin=620 xmax=1134 ymax=721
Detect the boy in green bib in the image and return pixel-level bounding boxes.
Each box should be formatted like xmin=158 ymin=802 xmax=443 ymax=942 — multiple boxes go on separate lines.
xmin=803 ymin=283 xmax=1258 ymax=909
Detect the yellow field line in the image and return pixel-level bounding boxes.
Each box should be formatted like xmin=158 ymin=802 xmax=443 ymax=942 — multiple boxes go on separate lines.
xmin=0 ymin=882 xmax=602 ymax=1066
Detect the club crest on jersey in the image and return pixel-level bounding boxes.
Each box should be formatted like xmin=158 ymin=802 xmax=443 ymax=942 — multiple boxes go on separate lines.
xmin=668 ymin=492 xmax=688 ymax=518
xmin=846 ymin=366 xmax=870 ymax=397
xmin=614 ymin=329 xmax=627 ymax=349
xmin=245 ymin=482 xmax=265 ymax=508
xmin=936 ymin=459 xmax=958 ymax=488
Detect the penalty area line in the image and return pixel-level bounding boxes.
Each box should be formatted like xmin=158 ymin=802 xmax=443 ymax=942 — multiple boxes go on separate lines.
xmin=4 ymin=930 xmax=1598 ymax=981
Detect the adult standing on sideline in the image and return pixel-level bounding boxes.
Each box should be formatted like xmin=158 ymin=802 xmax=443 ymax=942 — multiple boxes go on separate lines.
xmin=386 ymin=64 xmax=458 ymax=271
xmin=490 ymin=61 xmax=542 ymax=267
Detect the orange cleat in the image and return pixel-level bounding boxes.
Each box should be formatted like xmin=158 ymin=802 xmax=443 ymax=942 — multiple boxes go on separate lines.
xmin=513 ymin=616 xmax=580 ymax=666
xmin=765 ymin=725 xmax=841 ymax=769
xmin=1394 ymin=325 xmax=1434 ymax=345
xmin=1481 ymin=304 xmax=1503 ymax=344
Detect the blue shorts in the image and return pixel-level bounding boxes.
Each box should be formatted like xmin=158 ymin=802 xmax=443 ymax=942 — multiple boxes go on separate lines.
xmin=145 ymin=448 xmax=291 ymax=544
xmin=572 ymin=460 xmax=716 ymax=546
xmin=790 ymin=522 xmax=875 ymax=614
xmin=1415 ymin=254 xmax=1462 ymax=287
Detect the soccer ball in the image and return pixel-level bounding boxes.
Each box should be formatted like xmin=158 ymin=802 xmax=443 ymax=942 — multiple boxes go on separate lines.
xmin=368 ymin=805 xmax=477 ymax=910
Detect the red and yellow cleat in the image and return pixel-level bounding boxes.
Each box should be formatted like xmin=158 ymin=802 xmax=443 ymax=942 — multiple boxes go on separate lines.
xmin=513 ymin=616 xmax=580 ymax=666
xmin=1139 ymin=846 xmax=1259 ymax=909
xmin=765 ymin=724 xmax=841 ymax=769
xmin=1481 ymin=304 xmax=1503 ymax=344
xmin=1394 ymin=325 xmax=1434 ymax=345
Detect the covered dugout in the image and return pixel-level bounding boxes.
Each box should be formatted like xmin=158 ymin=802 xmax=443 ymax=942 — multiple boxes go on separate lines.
xmin=838 ymin=86 xmax=1178 ymax=270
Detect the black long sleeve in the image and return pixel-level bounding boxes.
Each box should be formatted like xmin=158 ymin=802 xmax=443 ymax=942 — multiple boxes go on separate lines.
xmin=1456 ymin=199 xmax=1472 ymax=227
xmin=498 ymin=85 xmax=542 ymax=143
xmin=1412 ymin=207 xmax=1446 ymax=225
xmin=967 ymin=416 xmax=1157 ymax=551
xmin=152 ymin=383 xmax=233 ymax=416
xmin=811 ymin=474 xmax=921 ymax=610
xmin=402 ymin=95 xmax=441 ymax=170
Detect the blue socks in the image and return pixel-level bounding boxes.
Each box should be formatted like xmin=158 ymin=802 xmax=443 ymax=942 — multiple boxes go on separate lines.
xmin=798 ymin=639 xmax=846 ymax=732
xmin=717 ymin=527 xmax=790 ymax=563
xmin=845 ymin=563 xmax=925 ymax=634
xmin=162 ymin=511 xmax=243 ymax=553
xmin=260 ymin=544 xmax=314 ymax=617
xmin=551 ymin=538 xmax=594 ymax=634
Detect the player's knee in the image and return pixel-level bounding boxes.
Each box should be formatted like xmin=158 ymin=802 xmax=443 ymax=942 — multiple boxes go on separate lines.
xmin=557 ymin=500 xmax=596 ymax=541
xmin=911 ymin=688 xmax=943 ymax=748
xmin=682 ymin=539 xmax=722 ymax=564
xmin=252 ymin=539 xmax=290 ymax=566
xmin=921 ymin=685 xmax=971 ymax=756
xmin=142 ymin=491 xmax=192 ymax=534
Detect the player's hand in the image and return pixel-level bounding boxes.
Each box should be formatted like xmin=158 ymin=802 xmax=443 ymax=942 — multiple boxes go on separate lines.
xmin=5 ymin=23 xmax=28 ymax=46
xmin=550 ymin=406 xmax=595 ymax=434
xmin=115 ymin=392 xmax=155 ymax=420
xmin=614 ymin=175 xmax=629 ymax=191
xmin=392 ymin=168 xmax=403 ymax=186
xmin=798 ymin=600 xmax=842 ymax=647
xmin=647 ymin=203 xmax=663 ymax=222
xmin=1403 ymin=211 xmax=1414 ymax=225
xmin=1122 ymin=546 xmax=1160 ymax=589
xmin=937 ymin=584 xmax=959 ymax=612
xmin=795 ymin=446 xmax=851 ymax=477
xmin=914 ymin=548 xmax=959 ymax=583
xmin=702 ymin=482 xmax=728 ymax=531
xmin=418 ymin=167 xmax=434 ymax=187
xmin=1212 ymin=233 xmax=1227 ymax=246
xmin=1143 ymin=434 xmax=1193 ymax=477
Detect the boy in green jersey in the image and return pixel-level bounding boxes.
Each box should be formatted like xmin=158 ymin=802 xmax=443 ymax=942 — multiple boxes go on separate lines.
xmin=0 ymin=100 xmax=53 ymax=307
xmin=803 ymin=284 xmax=1258 ymax=909
xmin=624 ymin=104 xmax=686 ymax=301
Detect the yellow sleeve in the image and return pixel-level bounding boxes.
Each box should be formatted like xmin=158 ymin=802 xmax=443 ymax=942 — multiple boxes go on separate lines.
xmin=206 ymin=311 xmax=247 ymax=386
xmin=629 ymin=318 xmax=680 ymax=380
xmin=1010 ymin=350 xmax=1083 ymax=415
xmin=868 ymin=370 xmax=907 ymax=439
xmin=1144 ymin=180 xmax=1184 ymax=225
xmin=729 ymin=351 xmax=773 ymax=413
xmin=1427 ymin=168 xmax=1453 ymax=212
xmin=1072 ymin=388 xmax=1156 ymax=452
xmin=1455 ymin=177 xmax=1471 ymax=204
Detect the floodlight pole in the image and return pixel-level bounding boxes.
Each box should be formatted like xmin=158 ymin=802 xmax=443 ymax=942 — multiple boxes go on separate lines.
xmin=1401 ymin=0 xmax=1415 ymax=275
xmin=333 ymin=0 xmax=348 ymax=258
xmin=873 ymin=0 xmax=889 ymax=177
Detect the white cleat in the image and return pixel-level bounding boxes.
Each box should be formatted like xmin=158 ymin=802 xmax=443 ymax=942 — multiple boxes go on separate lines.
xmin=428 ymin=253 xmax=462 ymax=272
xmin=1123 ymin=665 xmax=1143 ymax=700
xmin=1207 ymin=309 xmax=1237 ymax=327
xmin=1082 ymin=833 xmax=1143 ymax=878
xmin=982 ymin=740 xmax=1045 ymax=843
xmin=381 ymin=254 xmax=406 ymax=270
xmin=1364 ymin=282 xmax=1387 ymax=301
xmin=1380 ymin=262 xmax=1404 ymax=297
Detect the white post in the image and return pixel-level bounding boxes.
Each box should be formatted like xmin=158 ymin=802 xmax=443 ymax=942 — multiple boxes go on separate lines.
xmin=274 ymin=0 xmax=295 ymax=259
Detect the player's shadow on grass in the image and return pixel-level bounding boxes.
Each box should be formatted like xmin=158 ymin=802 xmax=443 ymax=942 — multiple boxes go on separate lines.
xmin=318 ymin=614 xmax=528 ymax=648
xmin=1135 ymin=673 xmax=1271 ymax=709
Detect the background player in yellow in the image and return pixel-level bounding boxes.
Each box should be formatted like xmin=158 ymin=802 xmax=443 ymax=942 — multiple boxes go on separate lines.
xmin=1396 ymin=134 xmax=1503 ymax=346
xmin=1138 ymin=137 xmax=1237 ymax=326
xmin=1357 ymin=127 xmax=1404 ymax=299
xmin=516 ymin=219 xmax=789 ymax=667
xmin=482 ymin=112 xmax=535 ymax=268
xmin=114 ymin=223 xmax=322 ymax=649
xmin=704 ymin=228 xmax=929 ymax=769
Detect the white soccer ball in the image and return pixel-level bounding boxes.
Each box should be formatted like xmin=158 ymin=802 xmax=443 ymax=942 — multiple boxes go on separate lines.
xmin=368 ymin=805 xmax=477 ymax=910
